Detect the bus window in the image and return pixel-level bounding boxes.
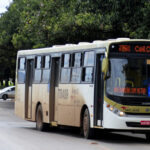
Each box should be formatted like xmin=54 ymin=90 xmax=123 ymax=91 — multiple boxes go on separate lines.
xmin=18 ymin=57 xmax=26 ymax=83
xmin=84 ymin=51 xmax=95 ymax=67
xmin=35 ymin=56 xmax=42 ymax=69
xmin=42 ymin=70 xmax=50 ymax=83
xmin=62 ymin=54 xmax=71 ymax=68
xmin=82 ymin=51 xmax=94 ymax=83
xmin=71 ymin=53 xmax=82 ymax=83
xmin=34 ymin=56 xmax=42 ymax=83
xmin=60 ymin=54 xmax=71 ymax=83
xmin=42 ymin=55 xmax=51 ymax=83
xmin=106 ymin=58 xmax=147 ymax=96
xmin=43 ymin=55 xmax=50 ymax=69
xmin=34 ymin=70 xmax=42 ymax=83
xmin=73 ymin=53 xmax=82 ymax=67
xmin=71 ymin=68 xmax=82 ymax=83
xmin=19 ymin=57 xmax=26 ymax=70
xmin=82 ymin=67 xmax=93 ymax=83
xmin=61 ymin=68 xmax=71 ymax=83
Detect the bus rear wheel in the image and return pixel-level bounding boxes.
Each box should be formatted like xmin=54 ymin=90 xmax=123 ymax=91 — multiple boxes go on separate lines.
xmin=36 ymin=105 xmax=48 ymax=131
xmin=82 ymin=108 xmax=93 ymax=139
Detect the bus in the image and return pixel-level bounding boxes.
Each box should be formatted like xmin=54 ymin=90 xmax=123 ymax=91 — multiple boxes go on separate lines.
xmin=15 ymin=38 xmax=150 ymax=140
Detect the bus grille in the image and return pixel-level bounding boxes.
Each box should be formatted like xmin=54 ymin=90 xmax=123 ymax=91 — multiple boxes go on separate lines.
xmin=125 ymin=113 xmax=150 ymax=116
xmin=126 ymin=122 xmax=150 ymax=128
xmin=121 ymin=99 xmax=150 ymax=106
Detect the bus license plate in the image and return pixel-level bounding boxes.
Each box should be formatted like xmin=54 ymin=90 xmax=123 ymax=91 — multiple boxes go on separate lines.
xmin=140 ymin=121 xmax=150 ymax=125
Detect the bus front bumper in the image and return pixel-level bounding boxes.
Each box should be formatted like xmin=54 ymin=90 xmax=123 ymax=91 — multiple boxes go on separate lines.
xmin=103 ymin=104 xmax=150 ymax=131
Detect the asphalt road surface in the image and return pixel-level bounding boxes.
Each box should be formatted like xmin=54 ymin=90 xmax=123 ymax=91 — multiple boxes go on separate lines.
xmin=0 ymin=99 xmax=150 ymax=150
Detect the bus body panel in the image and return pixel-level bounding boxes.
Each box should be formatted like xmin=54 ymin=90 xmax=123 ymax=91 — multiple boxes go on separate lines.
xmin=15 ymin=84 xmax=25 ymax=119
xmin=55 ymin=84 xmax=94 ymax=127
xmin=32 ymin=84 xmax=50 ymax=123
xmin=56 ymin=84 xmax=75 ymax=126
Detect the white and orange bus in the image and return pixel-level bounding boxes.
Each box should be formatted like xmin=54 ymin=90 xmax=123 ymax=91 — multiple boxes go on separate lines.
xmin=15 ymin=38 xmax=150 ymax=140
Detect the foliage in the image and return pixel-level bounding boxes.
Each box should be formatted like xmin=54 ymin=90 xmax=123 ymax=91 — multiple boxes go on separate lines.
xmin=0 ymin=0 xmax=150 ymax=80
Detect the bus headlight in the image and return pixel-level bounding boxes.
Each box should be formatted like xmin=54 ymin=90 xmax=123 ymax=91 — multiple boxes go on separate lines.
xmin=110 ymin=106 xmax=114 ymax=111
xmin=106 ymin=103 xmax=126 ymax=117
xmin=119 ymin=111 xmax=125 ymax=116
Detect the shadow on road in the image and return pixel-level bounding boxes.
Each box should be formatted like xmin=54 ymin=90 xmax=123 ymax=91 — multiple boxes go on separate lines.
xmin=93 ymin=130 xmax=146 ymax=144
xmin=23 ymin=126 xmax=147 ymax=144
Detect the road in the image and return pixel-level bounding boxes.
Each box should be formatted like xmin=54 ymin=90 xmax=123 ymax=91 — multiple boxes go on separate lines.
xmin=0 ymin=99 xmax=150 ymax=150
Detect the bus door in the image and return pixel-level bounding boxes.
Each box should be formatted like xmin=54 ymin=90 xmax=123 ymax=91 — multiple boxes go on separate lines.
xmin=49 ymin=57 xmax=60 ymax=122
xmin=94 ymin=54 xmax=104 ymax=126
xmin=25 ymin=59 xmax=34 ymax=119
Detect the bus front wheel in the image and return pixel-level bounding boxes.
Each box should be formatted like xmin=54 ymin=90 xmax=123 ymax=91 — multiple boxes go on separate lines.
xmin=36 ymin=105 xmax=48 ymax=131
xmin=82 ymin=108 xmax=93 ymax=139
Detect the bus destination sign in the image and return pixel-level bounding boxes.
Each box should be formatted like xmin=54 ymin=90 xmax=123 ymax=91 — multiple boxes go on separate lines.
xmin=110 ymin=43 xmax=150 ymax=54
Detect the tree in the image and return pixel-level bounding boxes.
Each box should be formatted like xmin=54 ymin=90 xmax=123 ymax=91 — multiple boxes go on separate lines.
xmin=0 ymin=0 xmax=150 ymax=82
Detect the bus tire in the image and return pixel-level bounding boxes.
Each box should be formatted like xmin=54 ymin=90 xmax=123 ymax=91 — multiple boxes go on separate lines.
xmin=2 ymin=94 xmax=8 ymax=100
xmin=146 ymin=133 xmax=150 ymax=142
xmin=82 ymin=108 xmax=93 ymax=139
xmin=36 ymin=105 xmax=48 ymax=131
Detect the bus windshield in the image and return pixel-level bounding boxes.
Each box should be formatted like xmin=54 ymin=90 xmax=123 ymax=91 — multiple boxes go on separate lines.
xmin=106 ymin=58 xmax=150 ymax=97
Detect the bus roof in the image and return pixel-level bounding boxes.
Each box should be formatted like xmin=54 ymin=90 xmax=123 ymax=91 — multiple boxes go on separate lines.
xmin=17 ymin=38 xmax=150 ymax=56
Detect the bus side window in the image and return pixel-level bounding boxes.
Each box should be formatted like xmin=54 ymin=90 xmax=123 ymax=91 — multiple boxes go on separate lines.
xmin=61 ymin=54 xmax=71 ymax=83
xmin=63 ymin=54 xmax=71 ymax=67
xmin=84 ymin=51 xmax=95 ymax=66
xmin=82 ymin=67 xmax=94 ymax=82
xmin=34 ymin=56 xmax=42 ymax=83
xmin=73 ymin=53 xmax=82 ymax=67
xmin=35 ymin=56 xmax=41 ymax=69
xmin=18 ymin=57 xmax=26 ymax=83
xmin=19 ymin=57 xmax=26 ymax=70
xmin=71 ymin=53 xmax=82 ymax=83
xmin=82 ymin=51 xmax=94 ymax=83
xmin=42 ymin=55 xmax=51 ymax=83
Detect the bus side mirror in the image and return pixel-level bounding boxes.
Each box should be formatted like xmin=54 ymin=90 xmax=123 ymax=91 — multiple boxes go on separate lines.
xmin=102 ymin=58 xmax=109 ymax=79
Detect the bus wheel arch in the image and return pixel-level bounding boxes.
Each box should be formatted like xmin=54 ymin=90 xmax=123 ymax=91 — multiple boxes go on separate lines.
xmin=35 ymin=102 xmax=41 ymax=120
